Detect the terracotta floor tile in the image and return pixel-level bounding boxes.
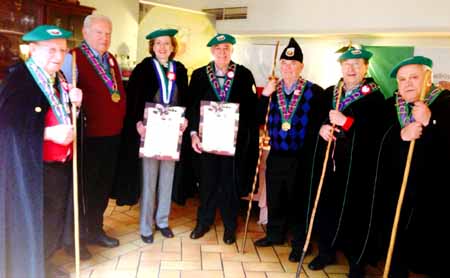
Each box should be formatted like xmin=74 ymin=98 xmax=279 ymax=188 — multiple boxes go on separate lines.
xmin=163 ymin=237 xmax=182 ymax=253
xmin=137 ymin=270 xmax=159 ymax=278
xmin=266 ymin=272 xmax=307 ymax=278
xmin=57 ymin=200 xmax=373 ymax=278
xmin=159 ymin=270 xmax=181 ymax=278
xmin=255 ymin=246 xmax=280 ymax=262
xmin=222 ymin=261 xmax=245 ymax=277
xmin=117 ymin=231 xmax=141 ymax=244
xmin=181 ymin=270 xmax=224 ymax=278
xmin=243 ymin=262 xmax=284 ymax=272
xmin=221 ymin=252 xmax=260 ymax=262
xmin=181 ymin=243 xmax=201 ymax=261
xmin=99 ymin=243 xmax=139 ymax=259
xmin=141 ymin=250 xmax=181 ymax=261
xmin=202 ymin=244 xmax=238 ymax=253
xmin=244 ymin=271 xmax=267 ymax=278
xmin=160 ymin=260 xmax=201 ymax=271
xmin=202 ymin=252 xmax=222 ymax=270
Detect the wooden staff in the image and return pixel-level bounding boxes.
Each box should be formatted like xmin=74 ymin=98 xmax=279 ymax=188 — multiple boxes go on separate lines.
xmin=71 ymin=51 xmax=81 ymax=278
xmin=240 ymin=41 xmax=279 ymax=253
xmin=295 ymin=81 xmax=344 ymax=278
xmin=382 ymin=70 xmax=431 ymax=278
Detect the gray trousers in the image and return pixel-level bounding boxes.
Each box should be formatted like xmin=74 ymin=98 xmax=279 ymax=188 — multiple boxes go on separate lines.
xmin=140 ymin=158 xmax=175 ymax=237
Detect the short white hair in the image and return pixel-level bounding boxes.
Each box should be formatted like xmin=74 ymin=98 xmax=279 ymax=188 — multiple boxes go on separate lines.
xmin=83 ymin=14 xmax=112 ymax=29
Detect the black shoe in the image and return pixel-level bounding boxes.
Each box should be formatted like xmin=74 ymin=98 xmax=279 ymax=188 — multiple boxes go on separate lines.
xmin=288 ymin=248 xmax=301 ymax=262
xmin=156 ymin=226 xmax=174 ymax=238
xmin=223 ymin=230 xmax=236 ymax=245
xmin=88 ymin=232 xmax=120 ymax=248
xmin=46 ymin=262 xmax=69 ymax=278
xmin=254 ymin=237 xmax=283 ymax=247
xmin=64 ymin=244 xmax=92 ymax=261
xmin=141 ymin=234 xmax=154 ymax=244
xmin=189 ymin=224 xmax=210 ymax=239
xmin=308 ymin=253 xmax=336 ymax=270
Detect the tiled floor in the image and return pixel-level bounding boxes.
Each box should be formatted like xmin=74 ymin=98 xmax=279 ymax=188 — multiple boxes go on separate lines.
xmin=53 ymin=198 xmax=386 ymax=278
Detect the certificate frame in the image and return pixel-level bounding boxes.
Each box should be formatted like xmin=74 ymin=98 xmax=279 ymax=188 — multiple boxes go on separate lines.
xmin=200 ymin=100 xmax=239 ymax=156
xmin=139 ymin=103 xmax=185 ymax=160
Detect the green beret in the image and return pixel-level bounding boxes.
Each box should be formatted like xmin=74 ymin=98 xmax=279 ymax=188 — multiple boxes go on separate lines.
xmin=207 ymin=33 xmax=236 ymax=47
xmin=389 ymin=56 xmax=433 ymax=78
xmin=338 ymin=47 xmax=373 ymax=61
xmin=22 ymin=25 xmax=72 ymax=42
xmin=145 ymin=28 xmax=178 ymax=40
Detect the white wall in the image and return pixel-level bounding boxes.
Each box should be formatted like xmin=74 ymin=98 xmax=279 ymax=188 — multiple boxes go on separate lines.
xmin=79 ymin=0 xmax=139 ymax=64
xmin=217 ymin=0 xmax=450 ymax=34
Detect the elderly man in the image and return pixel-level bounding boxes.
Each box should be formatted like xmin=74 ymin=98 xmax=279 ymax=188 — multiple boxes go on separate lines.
xmin=63 ymin=14 xmax=125 ymax=248
xmin=0 ymin=25 xmax=82 ymax=278
xmin=375 ymin=56 xmax=449 ymax=278
xmin=253 ymin=38 xmax=327 ymax=262
xmin=307 ymin=48 xmax=386 ymax=278
xmin=188 ymin=33 xmax=259 ymax=244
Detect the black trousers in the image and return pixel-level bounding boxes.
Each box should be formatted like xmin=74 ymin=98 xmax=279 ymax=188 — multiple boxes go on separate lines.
xmin=84 ymin=135 xmax=121 ymax=236
xmin=265 ymin=154 xmax=306 ymax=247
xmin=43 ymin=162 xmax=71 ymax=258
xmin=197 ymin=153 xmax=238 ymax=232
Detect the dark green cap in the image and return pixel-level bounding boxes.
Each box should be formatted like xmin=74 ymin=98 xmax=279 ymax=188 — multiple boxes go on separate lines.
xmin=22 ymin=25 xmax=72 ymax=42
xmin=389 ymin=56 xmax=433 ymax=78
xmin=145 ymin=28 xmax=178 ymax=40
xmin=338 ymin=47 xmax=373 ymax=61
xmin=206 ymin=33 xmax=236 ymax=47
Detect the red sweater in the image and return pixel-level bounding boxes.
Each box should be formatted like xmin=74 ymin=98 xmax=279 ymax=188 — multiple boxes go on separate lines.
xmin=74 ymin=48 xmax=126 ymax=137
xmin=43 ymin=109 xmax=72 ymax=162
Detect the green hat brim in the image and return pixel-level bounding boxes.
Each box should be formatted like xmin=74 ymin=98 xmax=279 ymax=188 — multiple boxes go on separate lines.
xmin=389 ymin=56 xmax=433 ymax=78
xmin=22 ymin=25 xmax=72 ymax=42
xmin=207 ymin=33 xmax=236 ymax=47
xmin=338 ymin=48 xmax=373 ymax=61
xmin=145 ymin=28 xmax=178 ymax=40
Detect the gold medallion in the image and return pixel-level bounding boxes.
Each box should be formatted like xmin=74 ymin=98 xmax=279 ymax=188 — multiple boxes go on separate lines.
xmin=111 ymin=92 xmax=121 ymax=103
xmin=281 ymin=122 xmax=291 ymax=131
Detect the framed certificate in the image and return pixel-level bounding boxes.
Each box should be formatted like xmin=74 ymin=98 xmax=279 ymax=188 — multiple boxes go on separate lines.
xmin=139 ymin=103 xmax=185 ymax=160
xmin=200 ymin=101 xmax=239 ymax=156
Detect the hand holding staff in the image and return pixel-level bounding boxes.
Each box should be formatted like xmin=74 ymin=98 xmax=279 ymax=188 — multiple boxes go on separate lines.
xmin=295 ymin=81 xmax=344 ymax=278
xmin=382 ymin=70 xmax=431 ymax=278
xmin=240 ymin=41 xmax=279 ymax=253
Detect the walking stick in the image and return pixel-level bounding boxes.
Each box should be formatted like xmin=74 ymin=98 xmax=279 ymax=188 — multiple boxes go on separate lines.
xmin=295 ymin=81 xmax=344 ymax=278
xmin=382 ymin=70 xmax=431 ymax=278
xmin=71 ymin=51 xmax=81 ymax=278
xmin=240 ymin=41 xmax=279 ymax=253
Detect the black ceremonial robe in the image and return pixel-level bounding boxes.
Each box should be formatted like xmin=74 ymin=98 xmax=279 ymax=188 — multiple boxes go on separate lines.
xmin=312 ymin=77 xmax=387 ymax=266
xmin=0 ymin=62 xmax=48 ymax=278
xmin=187 ymin=61 xmax=259 ymax=198
xmin=375 ymin=89 xmax=450 ymax=277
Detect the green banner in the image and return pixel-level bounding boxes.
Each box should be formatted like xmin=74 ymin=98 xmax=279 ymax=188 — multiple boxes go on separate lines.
xmin=362 ymin=45 xmax=414 ymax=98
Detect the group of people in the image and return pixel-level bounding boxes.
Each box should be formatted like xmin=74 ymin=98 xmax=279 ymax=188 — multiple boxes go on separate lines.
xmin=0 ymin=12 xmax=448 ymax=278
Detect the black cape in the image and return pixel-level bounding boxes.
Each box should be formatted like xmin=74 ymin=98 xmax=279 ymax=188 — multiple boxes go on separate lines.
xmin=113 ymin=57 xmax=189 ymax=205
xmin=375 ymin=89 xmax=450 ymax=276
xmin=0 ymin=62 xmax=49 ymax=278
xmin=312 ymin=78 xmax=387 ymax=265
xmin=187 ymin=61 xmax=259 ymax=197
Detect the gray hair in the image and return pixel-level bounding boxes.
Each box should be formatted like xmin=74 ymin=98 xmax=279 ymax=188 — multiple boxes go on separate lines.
xmin=83 ymin=14 xmax=112 ymax=29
